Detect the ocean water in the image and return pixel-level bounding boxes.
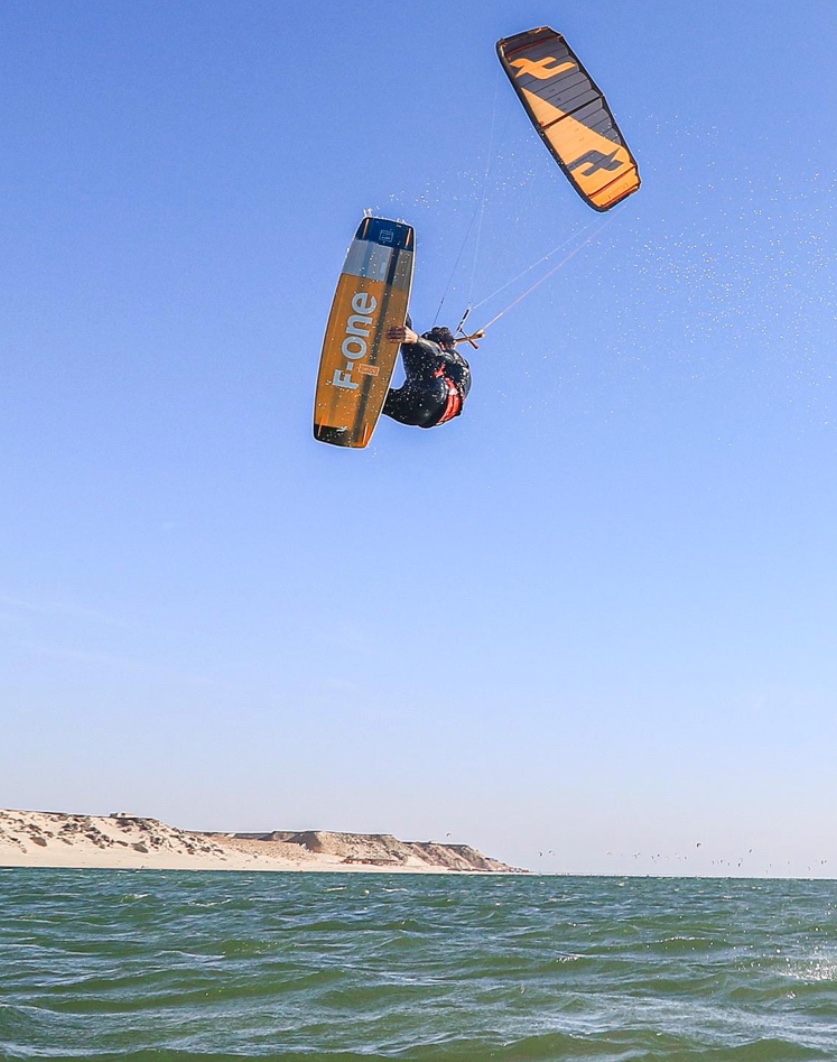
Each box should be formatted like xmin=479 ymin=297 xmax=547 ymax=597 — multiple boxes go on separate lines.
xmin=1 ymin=871 xmax=836 ymax=1060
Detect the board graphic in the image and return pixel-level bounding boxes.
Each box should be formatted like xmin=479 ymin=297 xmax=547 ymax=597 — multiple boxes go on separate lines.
xmin=314 ymin=217 xmax=415 ymax=448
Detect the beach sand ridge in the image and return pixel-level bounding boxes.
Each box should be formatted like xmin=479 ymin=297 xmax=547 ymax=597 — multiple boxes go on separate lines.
xmin=0 ymin=809 xmax=525 ymax=873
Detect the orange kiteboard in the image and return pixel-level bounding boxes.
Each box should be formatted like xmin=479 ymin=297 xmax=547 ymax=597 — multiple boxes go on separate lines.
xmin=314 ymin=217 xmax=415 ymax=448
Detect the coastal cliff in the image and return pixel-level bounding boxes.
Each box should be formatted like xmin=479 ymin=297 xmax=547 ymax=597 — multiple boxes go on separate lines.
xmin=0 ymin=809 xmax=524 ymax=873
xmin=214 ymin=829 xmax=518 ymax=872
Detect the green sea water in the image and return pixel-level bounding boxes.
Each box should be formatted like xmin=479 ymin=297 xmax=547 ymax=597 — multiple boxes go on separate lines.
xmin=1 ymin=870 xmax=835 ymax=1060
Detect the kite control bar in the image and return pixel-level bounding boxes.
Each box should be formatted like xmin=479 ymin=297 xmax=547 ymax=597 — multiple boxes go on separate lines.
xmin=453 ymin=306 xmax=485 ymax=349
xmin=454 ymin=329 xmax=486 ymax=350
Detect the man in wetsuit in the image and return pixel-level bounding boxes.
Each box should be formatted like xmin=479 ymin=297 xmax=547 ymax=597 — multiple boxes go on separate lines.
xmin=382 ymin=322 xmax=474 ymax=429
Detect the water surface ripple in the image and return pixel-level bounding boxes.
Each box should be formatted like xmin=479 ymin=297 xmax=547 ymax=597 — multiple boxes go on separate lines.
xmin=1 ymin=871 xmax=836 ymax=1059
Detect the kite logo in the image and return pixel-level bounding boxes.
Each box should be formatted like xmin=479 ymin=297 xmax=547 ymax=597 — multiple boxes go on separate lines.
xmin=510 ymin=56 xmax=575 ymax=80
xmin=333 ymin=292 xmax=378 ymax=390
xmin=568 ymin=149 xmax=623 ymax=176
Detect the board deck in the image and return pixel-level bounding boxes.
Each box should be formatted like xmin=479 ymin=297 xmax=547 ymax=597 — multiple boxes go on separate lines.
xmin=314 ymin=217 xmax=415 ymax=448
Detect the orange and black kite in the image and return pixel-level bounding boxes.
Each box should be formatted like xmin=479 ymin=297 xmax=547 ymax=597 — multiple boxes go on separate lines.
xmin=497 ymin=27 xmax=640 ymax=212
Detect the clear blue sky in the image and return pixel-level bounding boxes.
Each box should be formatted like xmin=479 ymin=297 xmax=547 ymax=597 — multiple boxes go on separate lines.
xmin=2 ymin=1 xmax=836 ymax=876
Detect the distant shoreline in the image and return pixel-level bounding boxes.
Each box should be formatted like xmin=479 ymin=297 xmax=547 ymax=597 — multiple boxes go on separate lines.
xmin=0 ymin=809 xmax=528 ymax=874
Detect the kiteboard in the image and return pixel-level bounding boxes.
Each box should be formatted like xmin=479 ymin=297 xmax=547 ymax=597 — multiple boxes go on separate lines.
xmin=314 ymin=216 xmax=415 ymax=448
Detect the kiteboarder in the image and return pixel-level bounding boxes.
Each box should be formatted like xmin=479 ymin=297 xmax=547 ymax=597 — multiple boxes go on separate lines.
xmin=382 ymin=321 xmax=479 ymax=429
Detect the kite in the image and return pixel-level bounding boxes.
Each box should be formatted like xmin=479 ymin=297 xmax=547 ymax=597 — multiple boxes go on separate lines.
xmin=497 ymin=27 xmax=640 ymax=211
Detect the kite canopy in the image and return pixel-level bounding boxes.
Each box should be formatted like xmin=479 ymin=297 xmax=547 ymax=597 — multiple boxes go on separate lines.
xmin=497 ymin=26 xmax=640 ymax=212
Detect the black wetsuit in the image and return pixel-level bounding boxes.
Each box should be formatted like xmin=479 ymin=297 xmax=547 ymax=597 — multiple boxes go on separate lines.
xmin=383 ymin=334 xmax=472 ymax=429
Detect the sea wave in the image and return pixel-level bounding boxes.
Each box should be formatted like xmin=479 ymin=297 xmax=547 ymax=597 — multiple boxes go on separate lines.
xmin=1 ymin=871 xmax=836 ymax=1059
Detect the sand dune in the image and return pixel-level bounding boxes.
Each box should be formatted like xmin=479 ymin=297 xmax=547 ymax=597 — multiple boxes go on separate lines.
xmin=0 ymin=809 xmax=524 ymax=873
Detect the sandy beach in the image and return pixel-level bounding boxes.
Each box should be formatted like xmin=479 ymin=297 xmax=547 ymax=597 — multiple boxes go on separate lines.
xmin=0 ymin=809 xmax=523 ymax=873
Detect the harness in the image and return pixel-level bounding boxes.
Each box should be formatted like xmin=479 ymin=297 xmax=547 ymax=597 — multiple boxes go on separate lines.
xmin=434 ymin=366 xmax=463 ymax=425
